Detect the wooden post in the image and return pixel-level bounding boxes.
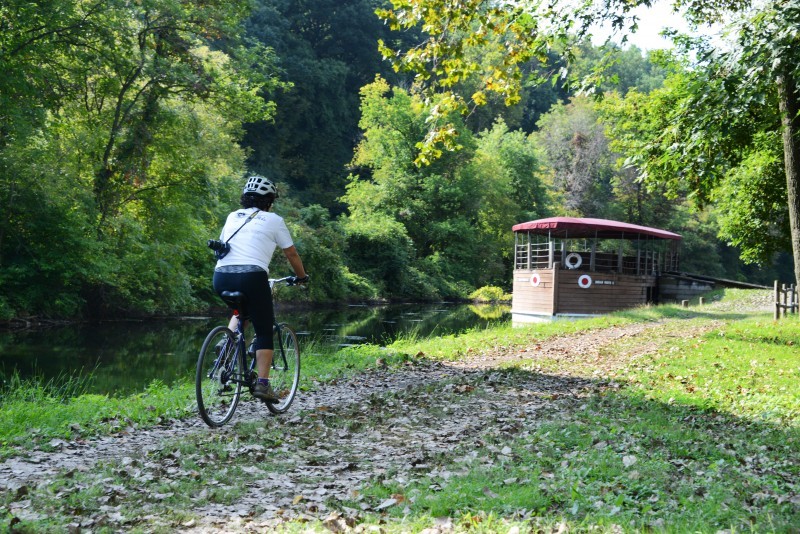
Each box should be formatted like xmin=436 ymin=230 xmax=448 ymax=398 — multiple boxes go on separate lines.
xmin=772 ymin=282 xmax=799 ymax=318
xmin=682 ymin=300 xmax=689 ymax=308
xmin=526 ymin=238 xmax=532 ymax=270
xmin=775 ymin=280 xmax=780 ymax=320
xmin=699 ymin=297 xmax=705 ymax=305
xmin=783 ymin=283 xmax=788 ymax=318
xmin=552 ymin=263 xmax=560 ymax=315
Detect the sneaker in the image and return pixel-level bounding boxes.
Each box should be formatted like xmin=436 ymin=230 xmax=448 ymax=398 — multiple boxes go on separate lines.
xmin=252 ymin=381 xmax=279 ymax=403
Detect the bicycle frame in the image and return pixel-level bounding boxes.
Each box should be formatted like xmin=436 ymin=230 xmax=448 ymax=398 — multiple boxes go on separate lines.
xmin=205 ymin=319 xmax=251 ymax=387
xmin=235 ymin=316 xmax=257 ymax=386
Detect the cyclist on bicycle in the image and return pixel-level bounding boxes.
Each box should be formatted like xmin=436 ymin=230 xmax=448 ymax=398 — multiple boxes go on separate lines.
xmin=212 ymin=175 xmax=309 ymax=402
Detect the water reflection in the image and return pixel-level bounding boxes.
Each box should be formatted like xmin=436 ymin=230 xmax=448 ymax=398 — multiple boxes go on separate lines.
xmin=0 ymin=303 xmax=508 ymax=395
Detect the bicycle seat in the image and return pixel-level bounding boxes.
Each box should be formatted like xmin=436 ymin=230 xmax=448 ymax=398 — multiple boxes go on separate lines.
xmin=219 ymin=291 xmax=249 ymax=317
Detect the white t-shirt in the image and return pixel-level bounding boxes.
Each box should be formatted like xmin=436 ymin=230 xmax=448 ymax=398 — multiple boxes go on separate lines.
xmin=215 ymin=208 xmax=294 ymax=273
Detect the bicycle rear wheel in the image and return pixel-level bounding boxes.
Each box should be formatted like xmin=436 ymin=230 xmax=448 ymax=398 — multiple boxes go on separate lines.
xmin=196 ymin=326 xmax=243 ymax=427
xmin=266 ymin=323 xmax=300 ymax=414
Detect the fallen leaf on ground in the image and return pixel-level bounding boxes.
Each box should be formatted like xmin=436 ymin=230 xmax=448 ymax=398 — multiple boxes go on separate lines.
xmin=375 ymin=497 xmax=399 ymax=511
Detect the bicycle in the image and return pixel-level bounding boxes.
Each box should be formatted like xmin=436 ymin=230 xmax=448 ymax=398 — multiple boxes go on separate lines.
xmin=196 ymin=276 xmax=302 ymax=427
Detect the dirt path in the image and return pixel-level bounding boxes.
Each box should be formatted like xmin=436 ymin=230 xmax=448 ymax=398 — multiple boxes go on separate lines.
xmin=0 ymin=308 xmax=751 ymax=531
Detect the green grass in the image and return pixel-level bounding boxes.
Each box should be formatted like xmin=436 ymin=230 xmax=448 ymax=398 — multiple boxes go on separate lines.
xmin=340 ymin=296 xmax=800 ymax=533
xmin=300 ymin=339 xmax=411 ymax=385
xmin=0 ymin=377 xmax=196 ymax=457
xmin=350 ymin=363 xmax=799 ymax=532
xmin=0 ymin=335 xmax=395 ymax=457
xmin=385 ymin=314 xmax=632 ymax=362
xmin=355 ymin=392 xmax=799 ymax=532
xmin=624 ymin=318 xmax=800 ymax=424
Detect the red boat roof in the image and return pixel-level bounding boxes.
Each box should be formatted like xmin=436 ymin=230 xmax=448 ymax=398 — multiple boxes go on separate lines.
xmin=512 ymin=217 xmax=682 ymax=240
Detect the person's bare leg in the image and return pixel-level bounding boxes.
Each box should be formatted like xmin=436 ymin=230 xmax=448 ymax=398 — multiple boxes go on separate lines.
xmin=256 ymin=349 xmax=273 ymax=379
xmin=253 ymin=348 xmax=277 ymax=401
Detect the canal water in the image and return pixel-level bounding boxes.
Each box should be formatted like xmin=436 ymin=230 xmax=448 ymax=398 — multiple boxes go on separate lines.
xmin=0 ymin=302 xmax=509 ymax=395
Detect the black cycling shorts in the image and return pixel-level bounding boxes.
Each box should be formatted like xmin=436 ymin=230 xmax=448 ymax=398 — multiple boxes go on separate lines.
xmin=212 ymin=268 xmax=274 ymax=350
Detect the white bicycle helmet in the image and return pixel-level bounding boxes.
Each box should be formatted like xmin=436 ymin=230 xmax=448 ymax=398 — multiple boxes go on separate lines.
xmin=243 ymin=175 xmax=278 ymax=196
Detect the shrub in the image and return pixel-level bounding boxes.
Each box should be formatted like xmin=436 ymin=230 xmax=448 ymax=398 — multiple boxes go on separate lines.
xmin=343 ymin=269 xmax=381 ymax=300
xmin=469 ymin=286 xmax=511 ymax=303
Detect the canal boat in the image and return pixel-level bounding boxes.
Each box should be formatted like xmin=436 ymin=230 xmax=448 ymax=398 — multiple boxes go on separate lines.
xmin=511 ymin=217 xmax=684 ymax=322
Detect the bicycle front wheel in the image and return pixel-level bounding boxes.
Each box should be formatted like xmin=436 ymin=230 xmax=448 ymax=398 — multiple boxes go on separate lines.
xmin=196 ymin=326 xmax=242 ymax=427
xmin=266 ymin=323 xmax=300 ymax=414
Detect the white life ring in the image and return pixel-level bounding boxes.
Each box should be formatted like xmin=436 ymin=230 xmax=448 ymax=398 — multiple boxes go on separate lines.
xmin=578 ymin=274 xmax=592 ymax=288
xmin=530 ymin=272 xmax=541 ymax=287
xmin=565 ymin=252 xmax=583 ymax=269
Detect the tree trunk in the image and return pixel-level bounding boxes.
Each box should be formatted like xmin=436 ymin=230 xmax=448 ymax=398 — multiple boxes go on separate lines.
xmin=777 ymin=71 xmax=800 ymax=289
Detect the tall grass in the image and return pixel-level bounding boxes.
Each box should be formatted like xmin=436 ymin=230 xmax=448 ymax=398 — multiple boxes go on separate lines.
xmin=1 ymin=368 xmax=95 ymax=405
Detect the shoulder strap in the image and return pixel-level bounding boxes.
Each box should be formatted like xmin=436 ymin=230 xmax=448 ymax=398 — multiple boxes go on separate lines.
xmin=224 ymin=209 xmax=259 ymax=245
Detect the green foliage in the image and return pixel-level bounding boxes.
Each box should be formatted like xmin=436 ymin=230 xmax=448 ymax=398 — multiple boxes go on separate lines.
xmin=713 ymin=131 xmax=791 ymax=264
xmin=342 ymin=78 xmax=481 ymax=295
xmin=374 ymin=0 xmax=798 ymax=286
xmin=242 ymin=0 xmax=412 ymax=207
xmin=666 ymin=207 xmax=727 ymax=278
xmin=604 ymin=62 xmax=776 ymax=207
xmin=534 ymin=90 xmax=677 ymax=226
xmin=372 ymin=0 xmax=709 ymax=160
xmin=598 ymin=4 xmax=800 ymax=281
xmin=2 ymin=0 xmax=794 ymax=318
xmin=341 ymin=79 xmax=555 ymax=297
xmin=341 ymin=270 xmax=381 ymax=301
xmin=534 ymin=97 xmax=616 ymax=217
xmin=571 ymin=43 xmax=668 ymax=96
xmin=0 ymin=297 xmax=13 ymax=321
xmin=0 ymin=0 xmax=283 ymax=318
xmin=599 ymin=66 xmax=792 ymax=279
xmin=375 ymin=0 xmax=547 ymax=161
xmin=342 ymin=212 xmax=416 ymax=296
xmin=269 ymin=202 xmax=352 ymax=303
xmin=471 ymin=119 xmax=551 ymax=275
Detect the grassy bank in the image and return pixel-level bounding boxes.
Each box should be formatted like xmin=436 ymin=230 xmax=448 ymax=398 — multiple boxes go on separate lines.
xmin=3 ymin=290 xmax=799 ymax=532
xmin=0 ymin=377 xmax=198 ymax=454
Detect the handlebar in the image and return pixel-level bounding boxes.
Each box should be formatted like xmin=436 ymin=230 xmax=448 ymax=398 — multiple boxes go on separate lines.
xmin=269 ymin=274 xmax=310 ymax=288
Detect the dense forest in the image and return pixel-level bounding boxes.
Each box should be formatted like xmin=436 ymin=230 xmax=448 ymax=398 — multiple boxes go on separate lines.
xmin=0 ymin=0 xmax=795 ymax=320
